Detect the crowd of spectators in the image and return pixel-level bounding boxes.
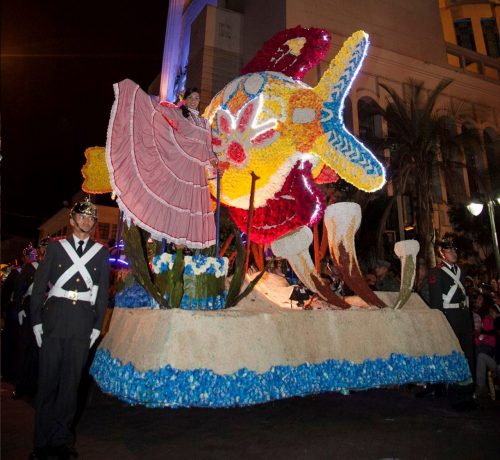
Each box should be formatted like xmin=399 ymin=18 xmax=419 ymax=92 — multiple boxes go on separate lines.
xmin=465 ymin=276 xmax=500 ymax=401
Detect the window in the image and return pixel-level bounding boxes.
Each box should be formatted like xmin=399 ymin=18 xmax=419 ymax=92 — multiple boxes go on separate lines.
xmin=484 ymin=128 xmax=500 ymax=196
xmin=481 ymin=18 xmax=500 ymax=57
xmin=218 ymin=23 xmax=232 ymax=39
xmin=110 ymin=224 xmax=118 ymax=241
xmin=431 ymin=167 xmax=443 ymax=204
xmin=454 ymin=19 xmax=476 ymax=52
xmin=357 ymin=97 xmax=383 ymax=152
xmin=465 ymin=149 xmax=480 ymax=198
xmin=98 ymin=223 xmax=110 ymax=240
xmin=445 ymin=165 xmax=466 ymax=204
xmin=402 ymin=195 xmax=414 ymax=227
xmin=462 ymin=124 xmax=482 ymax=199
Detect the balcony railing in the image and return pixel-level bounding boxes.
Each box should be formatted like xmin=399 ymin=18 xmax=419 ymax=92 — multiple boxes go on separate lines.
xmin=446 ymin=42 xmax=500 ymax=82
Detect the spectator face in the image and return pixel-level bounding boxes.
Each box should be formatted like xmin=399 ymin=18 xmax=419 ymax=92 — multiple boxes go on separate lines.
xmin=37 ymin=246 xmax=48 ymax=261
xmin=24 ymin=251 xmax=37 ymax=264
xmin=365 ymin=273 xmax=376 ymax=287
xmin=473 ymin=294 xmax=484 ymax=311
xmin=417 ymin=264 xmax=428 ymax=281
xmin=375 ymin=266 xmax=388 ymax=278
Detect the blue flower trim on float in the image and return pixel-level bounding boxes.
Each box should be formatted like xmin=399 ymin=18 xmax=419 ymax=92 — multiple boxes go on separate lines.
xmin=179 ymin=291 xmax=227 ymax=310
xmin=90 ymin=349 xmax=470 ymax=408
xmin=115 ymin=284 xmax=159 ymax=308
xmin=115 ymin=283 xmax=226 ymax=310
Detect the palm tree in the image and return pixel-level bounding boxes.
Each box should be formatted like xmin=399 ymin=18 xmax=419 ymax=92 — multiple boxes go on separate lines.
xmin=376 ymin=78 xmax=480 ymax=266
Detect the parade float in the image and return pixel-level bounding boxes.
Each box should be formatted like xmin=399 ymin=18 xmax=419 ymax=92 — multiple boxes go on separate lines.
xmin=88 ymin=27 xmax=470 ymax=408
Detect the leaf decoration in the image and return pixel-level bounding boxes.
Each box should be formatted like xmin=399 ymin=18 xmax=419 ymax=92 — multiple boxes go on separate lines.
xmin=155 ymin=271 xmax=170 ymax=297
xmin=225 ymin=231 xmax=246 ymax=308
xmin=164 ymin=248 xmax=185 ymax=308
xmin=183 ymin=273 xmax=225 ymax=308
xmin=225 ymin=229 xmax=269 ymax=308
xmin=123 ymin=224 xmax=169 ymax=309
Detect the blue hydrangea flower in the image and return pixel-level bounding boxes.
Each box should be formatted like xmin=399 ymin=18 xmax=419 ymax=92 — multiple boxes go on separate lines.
xmin=90 ymin=349 xmax=470 ymax=408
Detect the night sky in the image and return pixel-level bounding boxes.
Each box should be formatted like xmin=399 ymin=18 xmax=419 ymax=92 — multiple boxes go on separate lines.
xmin=1 ymin=0 xmax=169 ymax=239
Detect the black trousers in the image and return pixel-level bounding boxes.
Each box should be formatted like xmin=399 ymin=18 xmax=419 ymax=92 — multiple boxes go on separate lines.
xmin=15 ymin=318 xmax=39 ymax=395
xmin=442 ymin=308 xmax=475 ymax=404
xmin=34 ymin=336 xmax=89 ymax=449
xmin=1 ymin=307 xmax=18 ymax=380
xmin=442 ymin=308 xmax=474 ymax=370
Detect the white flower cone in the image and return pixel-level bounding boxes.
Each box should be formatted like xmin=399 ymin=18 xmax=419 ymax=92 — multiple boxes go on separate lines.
xmin=324 ymin=203 xmax=385 ymax=308
xmin=393 ymin=239 xmax=420 ymax=310
xmin=271 ymin=226 xmax=351 ymax=309
xmin=271 ymin=226 xmax=317 ymax=293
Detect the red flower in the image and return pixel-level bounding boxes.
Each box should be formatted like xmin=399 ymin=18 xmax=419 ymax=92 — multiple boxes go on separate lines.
xmin=251 ymin=129 xmax=277 ymax=145
xmin=227 ymin=142 xmax=246 ymax=164
xmin=211 ymin=137 xmax=222 ymax=147
xmin=229 ymin=160 xmax=325 ymax=244
xmin=241 ymin=26 xmax=331 ymax=80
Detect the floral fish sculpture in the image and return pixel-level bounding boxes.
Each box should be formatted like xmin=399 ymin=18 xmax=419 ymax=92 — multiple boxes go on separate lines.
xmin=205 ymin=27 xmax=388 ymax=308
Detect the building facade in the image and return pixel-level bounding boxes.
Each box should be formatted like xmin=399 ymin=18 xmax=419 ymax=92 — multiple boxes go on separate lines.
xmin=178 ymin=0 xmax=499 ymax=244
xmin=37 ymin=205 xmax=120 ymax=244
xmin=37 ymin=190 xmax=120 ymax=246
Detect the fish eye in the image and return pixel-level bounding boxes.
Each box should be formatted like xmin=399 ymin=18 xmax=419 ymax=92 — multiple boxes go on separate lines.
xmin=292 ymin=108 xmax=316 ymax=124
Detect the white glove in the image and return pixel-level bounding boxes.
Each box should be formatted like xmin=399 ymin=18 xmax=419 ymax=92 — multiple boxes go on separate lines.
xmin=89 ymin=329 xmax=100 ymax=348
xmin=33 ymin=324 xmax=43 ymax=348
xmin=18 ymin=310 xmax=27 ymax=326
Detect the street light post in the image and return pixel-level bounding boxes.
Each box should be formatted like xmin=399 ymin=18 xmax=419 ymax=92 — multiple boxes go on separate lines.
xmin=486 ymin=200 xmax=500 ymax=277
xmin=467 ymin=198 xmax=500 ymax=277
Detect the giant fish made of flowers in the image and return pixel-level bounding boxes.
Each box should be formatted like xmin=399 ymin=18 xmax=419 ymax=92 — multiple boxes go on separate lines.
xmin=205 ymin=27 xmax=386 ymax=245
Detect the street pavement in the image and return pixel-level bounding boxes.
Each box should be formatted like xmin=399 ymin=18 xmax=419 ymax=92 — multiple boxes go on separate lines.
xmin=2 ymin=379 xmax=500 ymax=459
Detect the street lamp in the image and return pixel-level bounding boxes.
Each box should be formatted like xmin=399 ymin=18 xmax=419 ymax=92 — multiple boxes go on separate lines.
xmin=466 ymin=201 xmax=484 ymax=216
xmin=467 ymin=197 xmax=500 ymax=277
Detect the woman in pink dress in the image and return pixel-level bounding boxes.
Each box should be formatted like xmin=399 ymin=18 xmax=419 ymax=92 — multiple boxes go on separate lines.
xmin=106 ymin=80 xmax=218 ymax=249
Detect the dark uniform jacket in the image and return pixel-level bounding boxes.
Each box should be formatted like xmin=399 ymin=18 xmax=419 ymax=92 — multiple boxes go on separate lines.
xmin=428 ymin=262 xmax=467 ymax=310
xmin=30 ymin=239 xmax=110 ymax=338
xmin=13 ymin=262 xmax=37 ymax=315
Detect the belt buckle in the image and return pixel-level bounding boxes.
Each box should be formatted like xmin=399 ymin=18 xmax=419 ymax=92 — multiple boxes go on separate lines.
xmin=68 ymin=290 xmax=78 ymax=302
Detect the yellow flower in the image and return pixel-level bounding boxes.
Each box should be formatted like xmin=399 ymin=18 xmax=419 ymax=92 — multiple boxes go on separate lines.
xmin=81 ymin=146 xmax=112 ymax=194
xmin=285 ymin=37 xmax=306 ymax=56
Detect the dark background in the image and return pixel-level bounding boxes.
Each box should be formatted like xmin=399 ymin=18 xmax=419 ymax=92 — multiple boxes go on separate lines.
xmin=1 ymin=0 xmax=169 ymax=240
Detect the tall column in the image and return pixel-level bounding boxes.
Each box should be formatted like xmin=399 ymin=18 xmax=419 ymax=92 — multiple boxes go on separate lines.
xmin=160 ymin=0 xmax=218 ymax=102
xmin=160 ymin=0 xmax=184 ymax=102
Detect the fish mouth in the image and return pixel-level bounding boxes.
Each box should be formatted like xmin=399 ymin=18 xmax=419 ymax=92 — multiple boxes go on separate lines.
xmin=228 ymin=161 xmax=326 ymax=244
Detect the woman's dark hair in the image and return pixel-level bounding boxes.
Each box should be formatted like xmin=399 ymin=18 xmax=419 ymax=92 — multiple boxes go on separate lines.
xmin=184 ymin=87 xmax=199 ymax=99
xmin=180 ymin=87 xmax=200 ymax=118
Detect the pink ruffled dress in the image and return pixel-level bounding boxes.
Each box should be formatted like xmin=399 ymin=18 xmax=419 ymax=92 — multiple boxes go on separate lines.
xmin=106 ymin=79 xmax=216 ymax=249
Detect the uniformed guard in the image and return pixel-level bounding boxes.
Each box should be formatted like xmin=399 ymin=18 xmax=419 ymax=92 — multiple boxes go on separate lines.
xmin=428 ymin=236 xmax=476 ymax=411
xmin=12 ymin=239 xmax=50 ymax=399
xmin=29 ymin=199 xmax=110 ymax=459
